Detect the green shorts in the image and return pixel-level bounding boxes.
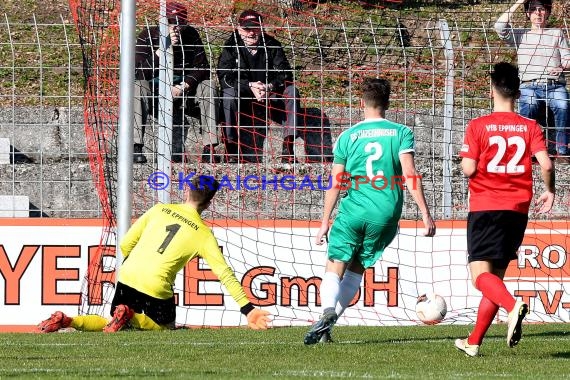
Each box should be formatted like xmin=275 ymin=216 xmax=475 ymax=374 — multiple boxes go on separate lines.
xmin=327 ymin=215 xmax=398 ymax=268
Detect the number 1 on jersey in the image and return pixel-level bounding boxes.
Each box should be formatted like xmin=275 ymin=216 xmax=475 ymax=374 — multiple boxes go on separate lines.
xmin=157 ymin=223 xmax=181 ymax=254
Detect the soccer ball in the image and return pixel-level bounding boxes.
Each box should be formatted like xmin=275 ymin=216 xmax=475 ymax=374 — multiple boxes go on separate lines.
xmin=415 ymin=293 xmax=447 ymax=325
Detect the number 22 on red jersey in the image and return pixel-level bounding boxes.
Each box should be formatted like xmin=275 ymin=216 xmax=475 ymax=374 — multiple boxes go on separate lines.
xmin=486 ymin=135 xmax=526 ymax=174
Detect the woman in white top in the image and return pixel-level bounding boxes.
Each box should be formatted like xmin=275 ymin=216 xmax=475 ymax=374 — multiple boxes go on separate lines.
xmin=495 ymin=0 xmax=570 ymax=156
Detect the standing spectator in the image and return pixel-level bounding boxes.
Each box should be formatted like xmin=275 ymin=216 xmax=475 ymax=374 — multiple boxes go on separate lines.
xmin=304 ymin=78 xmax=436 ymax=345
xmin=455 ymin=62 xmax=555 ymax=357
xmin=217 ymin=9 xmax=301 ymax=163
xmin=133 ymin=1 xmax=220 ymax=164
xmin=38 ymin=175 xmax=271 ymax=333
xmin=495 ymin=0 xmax=570 ymax=158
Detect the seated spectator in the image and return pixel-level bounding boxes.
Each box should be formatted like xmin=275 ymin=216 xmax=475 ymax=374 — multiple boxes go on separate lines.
xmin=495 ymin=0 xmax=570 ymax=157
xmin=217 ymin=9 xmax=301 ymax=163
xmin=133 ymin=1 xmax=220 ymax=164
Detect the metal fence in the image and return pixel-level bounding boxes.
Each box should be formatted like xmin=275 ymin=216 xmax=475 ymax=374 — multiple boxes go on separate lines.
xmin=0 ymin=11 xmax=568 ymax=219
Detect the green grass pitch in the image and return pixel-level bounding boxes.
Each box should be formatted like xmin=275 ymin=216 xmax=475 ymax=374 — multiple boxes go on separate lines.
xmin=0 ymin=323 xmax=568 ymax=379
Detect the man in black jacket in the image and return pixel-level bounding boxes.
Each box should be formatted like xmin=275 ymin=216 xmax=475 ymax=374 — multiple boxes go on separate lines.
xmin=217 ymin=9 xmax=301 ymax=163
xmin=133 ymin=2 xmax=220 ymax=164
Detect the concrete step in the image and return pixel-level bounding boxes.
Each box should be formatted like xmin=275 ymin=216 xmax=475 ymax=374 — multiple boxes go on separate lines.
xmin=0 ymin=138 xmax=9 ymax=164
xmin=0 ymin=162 xmax=99 ymax=217
xmin=0 ymin=105 xmax=568 ymax=219
xmin=0 ymin=195 xmax=29 ymax=217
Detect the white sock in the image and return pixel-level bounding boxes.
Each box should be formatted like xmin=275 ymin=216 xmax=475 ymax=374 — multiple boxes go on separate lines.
xmin=336 ymin=270 xmax=363 ymax=318
xmin=319 ymin=271 xmax=341 ymax=312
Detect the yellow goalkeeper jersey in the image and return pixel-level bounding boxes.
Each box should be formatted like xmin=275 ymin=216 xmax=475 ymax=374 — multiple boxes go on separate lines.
xmin=118 ymin=203 xmax=249 ymax=307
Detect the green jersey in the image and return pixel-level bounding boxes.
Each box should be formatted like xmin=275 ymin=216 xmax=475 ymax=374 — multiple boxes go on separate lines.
xmin=333 ymin=118 xmax=415 ymax=225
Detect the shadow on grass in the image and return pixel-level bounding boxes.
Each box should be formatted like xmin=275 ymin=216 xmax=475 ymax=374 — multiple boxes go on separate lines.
xmin=328 ymin=325 xmax=570 ymax=345
xmin=522 ymin=331 xmax=570 ymax=339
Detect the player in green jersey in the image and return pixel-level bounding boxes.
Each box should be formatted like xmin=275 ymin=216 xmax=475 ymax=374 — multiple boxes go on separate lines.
xmin=304 ymin=78 xmax=436 ymax=345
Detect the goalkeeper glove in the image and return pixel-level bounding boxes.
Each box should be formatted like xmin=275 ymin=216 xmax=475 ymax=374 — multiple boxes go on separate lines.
xmin=246 ymin=308 xmax=270 ymax=330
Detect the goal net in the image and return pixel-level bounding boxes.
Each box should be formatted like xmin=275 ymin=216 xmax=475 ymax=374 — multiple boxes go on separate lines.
xmin=69 ymin=0 xmax=570 ymax=327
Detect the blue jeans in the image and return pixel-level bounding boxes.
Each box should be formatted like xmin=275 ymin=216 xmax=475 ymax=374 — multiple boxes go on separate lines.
xmin=519 ymin=82 xmax=569 ymax=155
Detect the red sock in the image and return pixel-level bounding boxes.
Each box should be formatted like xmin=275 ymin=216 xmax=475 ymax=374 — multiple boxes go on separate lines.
xmin=475 ymin=272 xmax=516 ymax=311
xmin=468 ymin=296 xmax=499 ymax=345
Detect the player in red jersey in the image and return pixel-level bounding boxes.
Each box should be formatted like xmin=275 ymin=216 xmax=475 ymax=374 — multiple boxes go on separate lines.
xmin=455 ymin=62 xmax=555 ymax=357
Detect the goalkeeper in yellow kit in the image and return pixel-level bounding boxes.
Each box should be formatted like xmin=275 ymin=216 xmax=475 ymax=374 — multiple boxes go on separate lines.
xmin=38 ymin=175 xmax=270 ymax=332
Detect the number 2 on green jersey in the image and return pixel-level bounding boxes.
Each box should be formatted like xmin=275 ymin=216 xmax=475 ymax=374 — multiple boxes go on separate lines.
xmin=365 ymin=142 xmax=384 ymax=179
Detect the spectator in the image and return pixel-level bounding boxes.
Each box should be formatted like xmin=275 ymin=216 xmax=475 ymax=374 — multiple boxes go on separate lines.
xmin=133 ymin=1 xmax=220 ymax=164
xmin=217 ymin=9 xmax=301 ymax=163
xmin=495 ymin=0 xmax=570 ymax=158
xmin=38 ymin=175 xmax=271 ymax=333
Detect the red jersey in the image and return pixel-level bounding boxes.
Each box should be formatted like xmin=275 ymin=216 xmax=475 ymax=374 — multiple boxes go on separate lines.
xmin=459 ymin=112 xmax=546 ymax=213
